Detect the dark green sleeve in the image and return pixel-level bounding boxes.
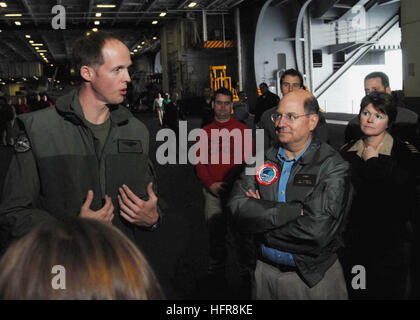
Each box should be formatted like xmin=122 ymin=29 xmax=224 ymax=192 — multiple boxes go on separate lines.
xmin=0 ymin=149 xmax=55 ymax=251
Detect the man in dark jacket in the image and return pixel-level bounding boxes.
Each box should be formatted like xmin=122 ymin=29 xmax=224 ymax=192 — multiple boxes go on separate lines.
xmin=0 ymin=31 xmax=162 ymax=253
xmin=228 ymin=89 xmax=352 ymax=299
xmin=253 ymin=83 xmax=280 ymax=124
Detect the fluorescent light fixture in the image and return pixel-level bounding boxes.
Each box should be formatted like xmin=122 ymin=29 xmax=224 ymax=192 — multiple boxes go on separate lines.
xmin=94 ymin=21 xmax=100 ymax=25
xmin=141 ymin=41 xmax=145 ymax=45
xmin=31 ymin=43 xmax=43 ymax=46
xmin=37 ymin=50 xmax=47 ymax=52
xmin=153 ymin=36 xmax=157 ymax=40
xmin=29 ymin=40 xmax=34 ymax=43
xmin=130 ymin=52 xmax=134 ymax=55
xmin=133 ymin=49 xmax=138 ymax=52
xmin=14 ymin=21 xmax=21 ymax=25
xmin=159 ymin=12 xmax=166 ymax=17
xmin=0 ymin=3 xmax=7 ymax=8
xmin=96 ymin=4 xmax=116 ymax=8
xmin=50 ymin=64 xmax=54 ymax=67
xmin=188 ymin=2 xmax=197 ymax=8
xmin=0 ymin=30 xmax=2 ymax=32
xmin=25 ymin=35 xmax=31 ymax=38
xmin=95 ymin=12 xmax=102 ymax=17
xmin=5 ymin=13 xmax=22 ymax=17
xmin=35 ymin=47 xmax=39 ymax=50
xmin=92 ymin=28 xmax=98 ymax=32
xmin=152 ymin=20 xmax=158 ymax=24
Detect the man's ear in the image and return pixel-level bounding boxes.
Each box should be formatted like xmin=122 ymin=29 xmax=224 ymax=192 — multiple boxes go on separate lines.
xmin=309 ymin=114 xmax=319 ymax=131
xmin=385 ymin=87 xmax=392 ymax=95
xmin=80 ymin=65 xmax=95 ymax=82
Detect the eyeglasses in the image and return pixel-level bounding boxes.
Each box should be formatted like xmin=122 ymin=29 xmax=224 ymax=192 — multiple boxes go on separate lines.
xmin=270 ymin=112 xmax=312 ymax=123
xmin=215 ymin=100 xmax=232 ymax=106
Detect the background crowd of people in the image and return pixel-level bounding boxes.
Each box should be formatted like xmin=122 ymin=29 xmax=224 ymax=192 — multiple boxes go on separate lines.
xmin=0 ymin=92 xmax=54 ymax=146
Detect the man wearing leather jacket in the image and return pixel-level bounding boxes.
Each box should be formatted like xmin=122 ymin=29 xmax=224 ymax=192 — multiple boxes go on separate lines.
xmin=228 ymin=89 xmax=353 ymax=299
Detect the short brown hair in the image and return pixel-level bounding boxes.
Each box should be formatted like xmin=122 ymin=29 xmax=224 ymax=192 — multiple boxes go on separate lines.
xmin=72 ymin=31 xmax=122 ymax=76
xmin=359 ymin=92 xmax=396 ymax=127
xmin=0 ymin=218 xmax=163 ymax=300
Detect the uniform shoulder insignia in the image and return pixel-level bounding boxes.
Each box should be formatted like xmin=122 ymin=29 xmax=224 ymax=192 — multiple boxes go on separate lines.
xmin=403 ymin=141 xmax=419 ymax=153
xmin=14 ymin=135 xmax=31 ymax=153
xmin=339 ymin=142 xmax=349 ymax=151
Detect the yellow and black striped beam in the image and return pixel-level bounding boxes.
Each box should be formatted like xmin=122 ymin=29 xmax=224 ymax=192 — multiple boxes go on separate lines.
xmin=204 ymin=40 xmax=235 ymax=48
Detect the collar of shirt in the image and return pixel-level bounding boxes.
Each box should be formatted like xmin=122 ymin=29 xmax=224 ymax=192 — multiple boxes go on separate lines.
xmin=277 ymin=138 xmax=312 ymax=164
xmin=348 ymin=132 xmax=393 ymax=158
xmin=276 ymin=139 xmax=312 ymax=203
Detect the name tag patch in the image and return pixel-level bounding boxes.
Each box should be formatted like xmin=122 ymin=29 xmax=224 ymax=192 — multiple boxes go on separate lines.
xmin=118 ymin=139 xmax=143 ymax=153
xmin=256 ymin=163 xmax=279 ymax=186
xmin=293 ymin=174 xmax=316 ymax=186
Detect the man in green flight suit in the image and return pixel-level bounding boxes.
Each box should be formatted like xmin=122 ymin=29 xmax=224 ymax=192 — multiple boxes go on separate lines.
xmin=0 ymin=31 xmax=162 ymax=252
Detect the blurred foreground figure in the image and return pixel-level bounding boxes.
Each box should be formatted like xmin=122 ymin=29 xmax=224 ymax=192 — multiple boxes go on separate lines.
xmin=0 ymin=218 xmax=164 ymax=300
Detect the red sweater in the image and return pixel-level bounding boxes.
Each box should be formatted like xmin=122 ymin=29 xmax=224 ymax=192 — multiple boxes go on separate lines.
xmin=195 ymin=117 xmax=252 ymax=189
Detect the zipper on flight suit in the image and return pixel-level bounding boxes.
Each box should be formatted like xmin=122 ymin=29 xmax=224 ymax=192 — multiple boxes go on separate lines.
xmin=85 ymin=126 xmax=104 ymax=202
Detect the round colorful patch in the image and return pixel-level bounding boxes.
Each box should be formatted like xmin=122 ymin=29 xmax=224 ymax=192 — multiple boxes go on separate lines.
xmin=256 ymin=163 xmax=279 ymax=185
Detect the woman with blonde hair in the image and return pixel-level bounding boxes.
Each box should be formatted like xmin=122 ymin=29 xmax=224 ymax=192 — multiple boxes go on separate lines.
xmin=0 ymin=218 xmax=164 ymax=300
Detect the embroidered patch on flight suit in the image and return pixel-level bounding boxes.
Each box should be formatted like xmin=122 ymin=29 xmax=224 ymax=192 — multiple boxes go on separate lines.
xmin=118 ymin=139 xmax=143 ymax=153
xmin=293 ymin=174 xmax=316 ymax=186
xmin=14 ymin=135 xmax=31 ymax=153
xmin=256 ymin=163 xmax=279 ymax=185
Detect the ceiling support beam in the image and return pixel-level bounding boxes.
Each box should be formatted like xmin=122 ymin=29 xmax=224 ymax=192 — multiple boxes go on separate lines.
xmin=19 ymin=0 xmax=38 ymax=26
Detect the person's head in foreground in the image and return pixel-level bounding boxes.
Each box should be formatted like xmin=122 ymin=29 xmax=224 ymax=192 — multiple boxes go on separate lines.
xmin=0 ymin=218 xmax=163 ymax=300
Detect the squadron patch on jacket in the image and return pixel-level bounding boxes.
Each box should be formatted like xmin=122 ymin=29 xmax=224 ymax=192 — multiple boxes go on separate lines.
xmin=14 ymin=135 xmax=31 ymax=153
xmin=256 ymin=163 xmax=279 ymax=185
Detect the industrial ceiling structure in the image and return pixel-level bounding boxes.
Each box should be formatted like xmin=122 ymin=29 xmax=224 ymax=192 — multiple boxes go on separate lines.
xmin=0 ymin=0 xmax=246 ymax=67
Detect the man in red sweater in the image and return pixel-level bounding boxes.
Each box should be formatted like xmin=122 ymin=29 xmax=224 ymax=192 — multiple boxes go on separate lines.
xmin=195 ymin=87 xmax=253 ymax=297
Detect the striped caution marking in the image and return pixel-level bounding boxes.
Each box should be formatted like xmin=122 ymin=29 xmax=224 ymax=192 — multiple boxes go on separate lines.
xmin=204 ymin=40 xmax=234 ymax=48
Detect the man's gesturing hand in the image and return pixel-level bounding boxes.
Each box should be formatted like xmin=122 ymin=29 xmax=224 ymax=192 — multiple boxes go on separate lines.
xmin=118 ymin=182 xmax=159 ymax=227
xmin=79 ymin=190 xmax=114 ymax=223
